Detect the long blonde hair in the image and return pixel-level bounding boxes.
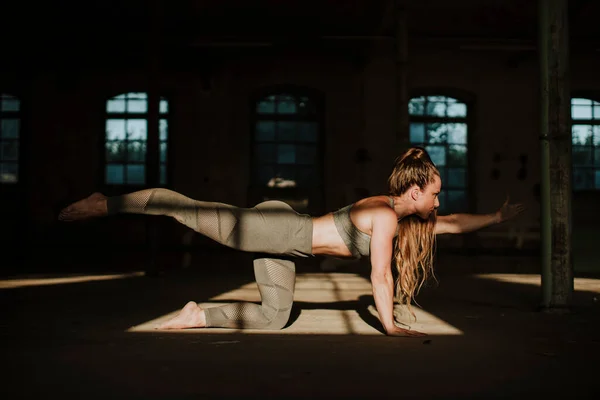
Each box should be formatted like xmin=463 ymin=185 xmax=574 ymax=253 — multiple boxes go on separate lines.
xmin=387 ymin=147 xmax=440 ymax=320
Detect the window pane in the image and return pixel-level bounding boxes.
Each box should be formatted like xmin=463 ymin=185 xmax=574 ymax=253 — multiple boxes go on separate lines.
xmin=106 ymin=99 xmax=125 ymax=113
xmin=127 ymin=141 xmax=146 ymax=162
xmin=447 ymin=190 xmax=467 ymax=212
xmin=410 ymin=123 xmax=425 ymax=143
xmin=1 ymin=95 xmax=20 ymax=112
xmin=573 ymin=168 xmax=593 ymax=190
xmin=296 ymin=145 xmax=317 ymax=165
xmin=297 ymin=122 xmax=318 ymax=142
xmin=160 ymin=165 xmax=167 ymax=185
xmin=572 ymin=146 xmax=593 ymax=166
xmin=595 ymin=148 xmax=600 ymax=167
xmin=160 ymin=99 xmax=169 ymax=114
xmin=1 ymin=119 xmax=20 ymax=139
xmin=128 ymin=92 xmax=147 ymax=100
xmin=277 ymin=121 xmax=296 ymax=141
xmin=426 ymin=102 xmax=446 ymax=117
xmin=105 ymin=141 xmax=126 ymax=162
xmin=159 ymin=119 xmax=168 ymax=141
xmin=594 ymin=126 xmax=600 ymax=146
xmin=160 ymin=142 xmax=167 ymax=163
xmin=257 ymin=97 xmax=276 ymax=114
xmin=408 ymin=97 xmax=425 ymax=116
xmin=106 ymin=164 xmax=124 ymax=184
xmin=427 ymin=123 xmax=448 ymax=143
xmin=446 ymin=102 xmax=467 ymax=117
xmin=277 ymin=144 xmax=296 ymax=164
xmin=572 ymin=105 xmax=592 ymax=119
xmin=1 ymin=140 xmax=18 ymax=161
xmin=127 ymin=99 xmax=147 ymax=113
xmin=426 ymin=145 xmax=446 ymax=166
xmin=448 ymin=145 xmax=468 ymax=166
xmin=125 ymin=92 xmax=147 ymax=113
xmin=126 ymin=119 xmax=147 ymax=140
xmin=572 ymin=98 xmax=592 ymax=105
xmin=447 ymin=167 xmax=467 ymax=188
xmin=256 ymin=121 xmax=275 ymax=141
xmin=126 ymin=165 xmax=145 ymax=185
xmin=0 ymin=162 xmax=18 ymax=183
xmin=428 ymin=96 xmax=447 ymax=102
xmin=596 ymin=170 xmax=600 ymax=189
xmin=277 ymin=95 xmax=296 ymax=114
xmin=447 ymin=123 xmax=467 ymax=144
xmin=106 ymin=119 xmax=126 ymax=140
xmin=298 ymin=97 xmax=317 ymax=116
xmin=254 ymin=143 xmax=276 ymax=163
xmin=572 ymin=125 xmax=593 ymax=145
xmin=594 ymin=105 xmax=600 ymax=120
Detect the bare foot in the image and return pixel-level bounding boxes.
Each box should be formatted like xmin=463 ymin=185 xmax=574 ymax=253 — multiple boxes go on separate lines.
xmin=58 ymin=192 xmax=108 ymax=221
xmin=156 ymin=301 xmax=206 ymax=330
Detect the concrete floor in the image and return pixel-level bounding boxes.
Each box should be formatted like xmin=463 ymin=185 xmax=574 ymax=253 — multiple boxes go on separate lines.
xmin=2 ymin=251 xmax=599 ymax=399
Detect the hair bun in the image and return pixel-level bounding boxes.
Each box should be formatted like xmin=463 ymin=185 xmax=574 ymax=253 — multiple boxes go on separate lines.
xmin=397 ymin=146 xmax=428 ymax=164
xmin=407 ymin=146 xmax=426 ymax=156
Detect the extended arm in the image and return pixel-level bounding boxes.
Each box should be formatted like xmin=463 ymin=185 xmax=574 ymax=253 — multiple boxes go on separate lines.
xmin=435 ymin=197 xmax=525 ymax=235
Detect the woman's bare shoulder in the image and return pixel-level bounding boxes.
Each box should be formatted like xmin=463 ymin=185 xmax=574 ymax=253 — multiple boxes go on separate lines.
xmin=352 ymin=196 xmax=397 ymax=227
xmin=354 ymin=195 xmax=393 ymax=210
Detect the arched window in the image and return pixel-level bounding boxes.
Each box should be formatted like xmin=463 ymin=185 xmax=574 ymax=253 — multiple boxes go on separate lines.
xmin=0 ymin=94 xmax=20 ymax=184
xmin=408 ymin=95 xmax=469 ymax=213
xmin=251 ymin=92 xmax=321 ymax=189
xmin=571 ymin=97 xmax=600 ymax=190
xmin=105 ymin=92 xmax=169 ymax=185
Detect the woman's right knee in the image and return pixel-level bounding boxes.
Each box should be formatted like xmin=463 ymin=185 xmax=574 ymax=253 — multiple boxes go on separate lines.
xmin=265 ymin=307 xmax=293 ymax=330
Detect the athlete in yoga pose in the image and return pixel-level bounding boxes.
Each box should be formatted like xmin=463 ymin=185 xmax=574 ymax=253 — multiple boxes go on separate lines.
xmin=58 ymin=147 xmax=524 ymax=337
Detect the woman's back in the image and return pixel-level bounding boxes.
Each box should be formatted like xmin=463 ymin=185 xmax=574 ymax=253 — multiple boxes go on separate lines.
xmin=347 ymin=195 xmax=396 ymax=236
xmin=311 ymin=195 xmax=396 ymax=258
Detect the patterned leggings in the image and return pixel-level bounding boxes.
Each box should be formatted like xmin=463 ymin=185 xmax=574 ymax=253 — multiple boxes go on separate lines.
xmin=107 ymin=188 xmax=312 ymax=329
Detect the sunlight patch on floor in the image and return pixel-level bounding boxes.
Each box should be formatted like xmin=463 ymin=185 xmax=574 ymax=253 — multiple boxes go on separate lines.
xmin=473 ymin=273 xmax=600 ymax=293
xmin=128 ymin=272 xmax=464 ymax=335
xmin=0 ymin=271 xmax=145 ymax=289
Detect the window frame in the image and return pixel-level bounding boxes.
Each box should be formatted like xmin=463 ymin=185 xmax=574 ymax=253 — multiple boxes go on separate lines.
xmin=407 ymin=89 xmax=475 ymax=214
xmin=570 ymin=92 xmax=600 ymax=192
xmin=0 ymin=92 xmax=23 ymax=186
xmin=249 ymin=85 xmax=325 ymax=191
xmin=102 ymin=91 xmax=171 ymax=190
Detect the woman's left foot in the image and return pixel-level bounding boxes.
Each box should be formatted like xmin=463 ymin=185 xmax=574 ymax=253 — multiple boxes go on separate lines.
xmin=157 ymin=301 xmax=206 ymax=330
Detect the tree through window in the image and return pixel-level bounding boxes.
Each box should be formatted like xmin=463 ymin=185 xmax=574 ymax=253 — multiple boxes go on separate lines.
xmin=408 ymin=95 xmax=469 ymax=213
xmin=105 ymin=92 xmax=169 ymax=185
xmin=571 ymin=97 xmax=600 ymax=190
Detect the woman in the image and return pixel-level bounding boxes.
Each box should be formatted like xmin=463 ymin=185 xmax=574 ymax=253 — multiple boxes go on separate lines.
xmin=58 ymin=147 xmax=524 ymax=337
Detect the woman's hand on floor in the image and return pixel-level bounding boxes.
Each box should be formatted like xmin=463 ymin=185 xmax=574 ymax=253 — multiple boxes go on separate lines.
xmin=386 ymin=325 xmax=427 ymax=337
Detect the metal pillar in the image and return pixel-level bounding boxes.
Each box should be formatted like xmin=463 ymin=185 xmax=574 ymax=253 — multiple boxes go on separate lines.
xmin=538 ymin=0 xmax=573 ymax=309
